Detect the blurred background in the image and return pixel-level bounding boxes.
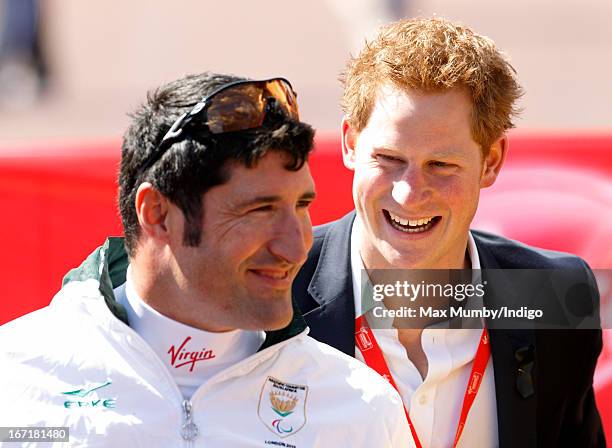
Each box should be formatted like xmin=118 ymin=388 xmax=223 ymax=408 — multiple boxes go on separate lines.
xmin=1 ymin=0 xmax=611 ymax=142
xmin=1 ymin=0 xmax=611 ymax=438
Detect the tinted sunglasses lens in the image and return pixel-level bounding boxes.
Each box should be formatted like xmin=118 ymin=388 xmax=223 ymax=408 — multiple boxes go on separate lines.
xmin=206 ymin=79 xmax=299 ymax=133
xmin=206 ymin=84 xmax=265 ymax=133
xmin=266 ymin=80 xmax=299 ymax=119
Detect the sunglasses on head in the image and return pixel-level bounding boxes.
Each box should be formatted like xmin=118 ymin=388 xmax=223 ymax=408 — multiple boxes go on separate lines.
xmin=140 ymin=77 xmax=300 ymax=172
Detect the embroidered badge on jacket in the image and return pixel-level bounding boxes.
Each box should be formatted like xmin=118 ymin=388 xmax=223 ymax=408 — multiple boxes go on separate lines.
xmin=258 ymin=376 xmax=308 ymax=438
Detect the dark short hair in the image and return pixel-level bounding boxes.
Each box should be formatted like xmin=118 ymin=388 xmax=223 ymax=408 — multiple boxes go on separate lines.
xmin=119 ymin=72 xmax=315 ymax=256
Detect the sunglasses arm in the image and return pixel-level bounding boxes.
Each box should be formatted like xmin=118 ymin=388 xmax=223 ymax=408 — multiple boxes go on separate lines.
xmin=161 ymin=112 xmax=189 ymax=144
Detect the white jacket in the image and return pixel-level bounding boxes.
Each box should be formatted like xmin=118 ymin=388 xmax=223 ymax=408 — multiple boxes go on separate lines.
xmin=0 ymin=239 xmax=413 ymax=447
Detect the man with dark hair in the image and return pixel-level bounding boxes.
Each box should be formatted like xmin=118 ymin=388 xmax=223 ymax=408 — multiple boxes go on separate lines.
xmin=0 ymin=72 xmax=412 ymax=446
xmin=293 ymin=18 xmax=604 ymax=447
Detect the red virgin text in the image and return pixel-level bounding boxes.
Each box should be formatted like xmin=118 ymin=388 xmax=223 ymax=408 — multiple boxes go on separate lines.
xmin=168 ymin=336 xmax=216 ymax=372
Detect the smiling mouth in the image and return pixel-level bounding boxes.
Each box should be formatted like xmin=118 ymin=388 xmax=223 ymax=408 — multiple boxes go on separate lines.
xmin=247 ymin=268 xmax=293 ymax=288
xmin=251 ymin=269 xmax=289 ymax=280
xmin=384 ymin=210 xmax=441 ymax=234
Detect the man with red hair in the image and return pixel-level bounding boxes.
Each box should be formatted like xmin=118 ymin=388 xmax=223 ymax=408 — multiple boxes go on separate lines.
xmin=294 ymin=17 xmax=604 ymax=447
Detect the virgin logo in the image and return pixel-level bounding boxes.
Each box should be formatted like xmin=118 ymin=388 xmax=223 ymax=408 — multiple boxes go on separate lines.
xmin=168 ymin=336 xmax=216 ymax=372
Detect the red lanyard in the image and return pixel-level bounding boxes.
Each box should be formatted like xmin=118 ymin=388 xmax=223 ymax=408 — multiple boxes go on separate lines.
xmin=355 ymin=315 xmax=491 ymax=448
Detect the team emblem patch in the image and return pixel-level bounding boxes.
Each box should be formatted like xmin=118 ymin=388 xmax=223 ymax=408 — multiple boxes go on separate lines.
xmin=258 ymin=376 xmax=308 ymax=438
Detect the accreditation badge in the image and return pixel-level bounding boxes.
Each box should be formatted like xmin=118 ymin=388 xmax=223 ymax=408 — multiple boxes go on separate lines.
xmin=258 ymin=376 xmax=308 ymax=438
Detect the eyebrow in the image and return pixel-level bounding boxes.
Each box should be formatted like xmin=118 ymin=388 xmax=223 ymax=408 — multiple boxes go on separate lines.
xmin=300 ymin=191 xmax=317 ymax=201
xmin=429 ymin=151 xmax=467 ymax=159
xmin=236 ymin=191 xmax=316 ymax=208
xmin=375 ymin=147 xmax=468 ymax=159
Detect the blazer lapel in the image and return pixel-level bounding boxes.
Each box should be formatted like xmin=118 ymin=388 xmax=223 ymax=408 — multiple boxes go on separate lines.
xmin=474 ymin=232 xmax=537 ymax=448
xmin=303 ymin=213 xmax=357 ymax=356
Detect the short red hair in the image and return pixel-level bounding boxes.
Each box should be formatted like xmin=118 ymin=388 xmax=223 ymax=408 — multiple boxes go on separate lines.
xmin=341 ymin=17 xmax=524 ymax=153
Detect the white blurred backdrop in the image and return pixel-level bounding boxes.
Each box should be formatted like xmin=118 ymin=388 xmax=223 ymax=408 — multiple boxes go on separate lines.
xmin=0 ymin=0 xmax=610 ymax=145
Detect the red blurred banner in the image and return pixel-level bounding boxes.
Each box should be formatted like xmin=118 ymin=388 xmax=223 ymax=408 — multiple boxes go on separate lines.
xmin=1 ymin=132 xmax=611 ymax=437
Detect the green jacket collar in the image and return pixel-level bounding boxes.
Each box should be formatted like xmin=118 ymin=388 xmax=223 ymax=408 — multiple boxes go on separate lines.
xmin=62 ymin=237 xmax=307 ymax=351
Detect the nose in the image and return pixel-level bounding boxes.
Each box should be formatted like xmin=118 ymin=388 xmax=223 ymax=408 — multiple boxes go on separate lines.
xmin=268 ymin=210 xmax=312 ymax=266
xmin=392 ymin=165 xmax=433 ymax=206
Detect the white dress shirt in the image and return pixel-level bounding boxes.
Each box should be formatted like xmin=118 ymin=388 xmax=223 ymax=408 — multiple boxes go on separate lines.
xmin=351 ymin=218 xmax=499 ymax=448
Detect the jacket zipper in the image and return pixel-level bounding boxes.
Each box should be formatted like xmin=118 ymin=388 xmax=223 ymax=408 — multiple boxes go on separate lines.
xmin=181 ymin=399 xmax=199 ymax=445
xmin=106 ymin=315 xmax=201 ymax=444
xmin=100 ymin=298 xmax=309 ymax=445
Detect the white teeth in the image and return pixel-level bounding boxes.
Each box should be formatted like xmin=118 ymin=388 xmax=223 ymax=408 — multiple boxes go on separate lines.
xmin=388 ymin=212 xmax=408 ymax=226
xmin=389 ymin=212 xmax=408 ymax=226
xmin=389 ymin=212 xmax=434 ymax=228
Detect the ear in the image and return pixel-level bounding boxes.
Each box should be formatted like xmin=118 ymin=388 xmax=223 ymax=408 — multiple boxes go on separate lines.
xmin=480 ymin=134 xmax=508 ymax=188
xmin=135 ymin=182 xmax=171 ymax=243
xmin=341 ymin=117 xmax=358 ymax=171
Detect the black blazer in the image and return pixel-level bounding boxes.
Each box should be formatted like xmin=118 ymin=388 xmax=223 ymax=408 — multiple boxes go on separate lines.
xmin=293 ymin=212 xmax=605 ymax=448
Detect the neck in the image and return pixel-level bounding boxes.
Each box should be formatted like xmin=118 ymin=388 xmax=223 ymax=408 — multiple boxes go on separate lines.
xmin=355 ymin=219 xmax=471 ymax=270
xmin=357 ymin=230 xmax=473 ymax=329
xmin=129 ymin=255 xmax=233 ymax=333
xmin=121 ymin=275 xmax=265 ymax=398
xmin=360 ymin=241 xmax=471 ymax=270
